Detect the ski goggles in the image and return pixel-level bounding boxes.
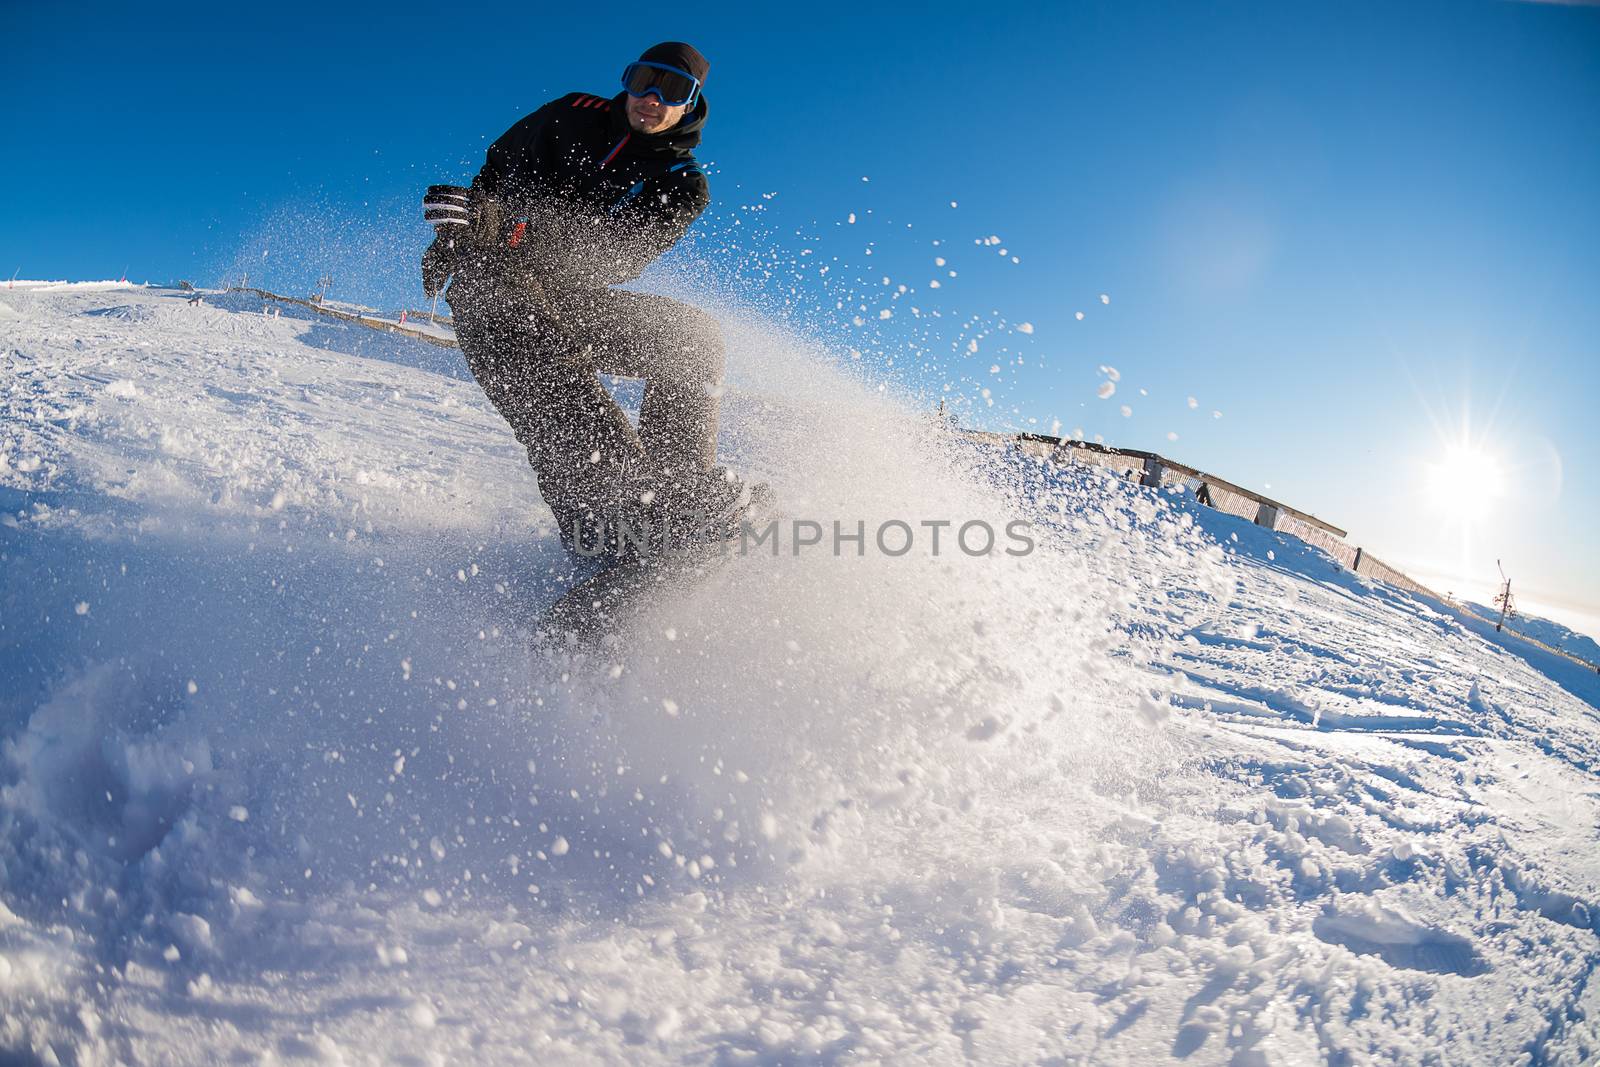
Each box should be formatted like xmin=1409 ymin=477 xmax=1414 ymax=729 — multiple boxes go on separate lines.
xmin=621 ymin=60 xmax=703 ymax=108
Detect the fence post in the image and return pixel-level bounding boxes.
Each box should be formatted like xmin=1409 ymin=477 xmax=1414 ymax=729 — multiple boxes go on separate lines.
xmin=1352 ymin=546 xmax=1363 ymax=573
xmin=1140 ymin=456 xmax=1162 ymax=488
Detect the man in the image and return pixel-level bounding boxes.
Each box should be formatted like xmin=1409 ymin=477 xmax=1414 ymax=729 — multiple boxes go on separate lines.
xmin=421 ymin=41 xmax=744 ymax=556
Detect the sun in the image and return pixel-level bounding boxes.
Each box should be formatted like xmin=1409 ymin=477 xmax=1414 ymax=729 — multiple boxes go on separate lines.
xmin=1423 ymin=442 xmax=1505 ymax=523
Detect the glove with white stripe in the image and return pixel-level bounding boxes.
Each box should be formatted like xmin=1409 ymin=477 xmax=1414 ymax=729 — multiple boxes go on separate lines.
xmin=423 ymin=184 xmax=471 ymax=230
xmin=420 ymin=185 xmax=472 ymax=298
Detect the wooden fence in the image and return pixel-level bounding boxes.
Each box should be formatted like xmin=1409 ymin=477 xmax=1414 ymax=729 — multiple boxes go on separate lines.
xmin=1014 ymin=433 xmax=1435 ymax=590
xmin=1013 ymin=434 xmax=1598 ymax=675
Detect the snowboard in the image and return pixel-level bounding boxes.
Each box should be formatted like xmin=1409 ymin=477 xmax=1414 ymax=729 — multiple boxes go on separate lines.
xmin=533 ymin=483 xmax=774 ymax=652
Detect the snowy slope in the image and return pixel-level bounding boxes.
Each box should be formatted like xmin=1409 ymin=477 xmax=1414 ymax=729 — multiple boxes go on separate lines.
xmin=2 ymin=283 xmax=1598 ymax=1066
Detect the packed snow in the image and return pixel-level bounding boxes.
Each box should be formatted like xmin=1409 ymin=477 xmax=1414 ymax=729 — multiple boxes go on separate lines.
xmin=1 ymin=282 xmax=1597 ymax=1065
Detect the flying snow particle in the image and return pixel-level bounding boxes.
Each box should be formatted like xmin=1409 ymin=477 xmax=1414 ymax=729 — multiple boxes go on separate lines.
xmin=228 ymin=806 xmax=249 ymax=822
xmin=847 ymin=213 xmax=856 ymax=224
xmin=1167 ymin=431 xmax=1179 ymax=441
xmin=1212 ymin=410 xmax=1223 ymax=419
xmin=950 ymin=200 xmax=958 ymax=208
xmin=1100 ymin=294 xmax=1111 ymax=304
xmin=662 ymin=698 xmax=680 ymax=717
xmin=989 ymin=364 xmax=1001 ymax=374
xmin=1102 ymin=366 xmax=1121 ymax=381
xmin=1187 ymin=396 xmax=1199 ymax=409
xmin=551 ymin=836 xmax=570 ymax=856
xmin=1120 ymin=405 xmax=1133 ymax=417
xmin=1016 ymin=322 xmax=1034 ymax=334
xmin=1075 ymin=311 xmax=1085 ymax=321
xmin=186 ymin=680 xmax=198 ymax=695
xmin=1097 ymin=381 xmax=1116 ymax=400
xmin=75 ymin=601 xmax=89 ymax=616
xmin=879 ymin=309 xmax=892 ymax=319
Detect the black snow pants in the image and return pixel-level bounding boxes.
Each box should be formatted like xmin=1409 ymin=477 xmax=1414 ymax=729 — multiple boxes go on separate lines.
xmin=446 ymin=272 xmax=725 ymax=537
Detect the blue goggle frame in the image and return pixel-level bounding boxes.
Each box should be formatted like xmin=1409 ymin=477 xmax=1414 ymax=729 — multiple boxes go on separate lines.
xmin=621 ymin=60 xmax=703 ymax=108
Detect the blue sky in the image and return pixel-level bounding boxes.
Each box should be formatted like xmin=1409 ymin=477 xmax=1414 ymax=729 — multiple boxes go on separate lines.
xmin=6 ymin=0 xmax=1598 ymax=632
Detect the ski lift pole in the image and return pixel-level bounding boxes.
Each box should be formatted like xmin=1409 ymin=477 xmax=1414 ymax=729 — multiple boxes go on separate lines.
xmin=1494 ymin=559 xmax=1512 ymax=633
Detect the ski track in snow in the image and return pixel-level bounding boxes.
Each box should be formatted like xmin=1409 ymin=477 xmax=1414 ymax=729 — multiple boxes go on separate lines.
xmin=1 ymin=283 xmax=1598 ymax=1065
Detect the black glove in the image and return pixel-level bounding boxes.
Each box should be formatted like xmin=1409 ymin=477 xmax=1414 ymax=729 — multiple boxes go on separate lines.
xmin=430 ymin=183 xmax=507 ymax=247
xmin=420 ymin=185 xmax=472 ymax=297
xmin=420 ymin=231 xmax=460 ymax=299
xmin=423 ymin=184 xmax=471 ymax=229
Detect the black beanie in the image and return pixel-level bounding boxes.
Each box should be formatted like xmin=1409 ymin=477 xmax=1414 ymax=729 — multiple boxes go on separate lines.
xmin=639 ymin=41 xmax=710 ymax=85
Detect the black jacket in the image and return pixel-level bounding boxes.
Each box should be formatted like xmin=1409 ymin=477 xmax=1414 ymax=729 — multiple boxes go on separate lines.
xmin=466 ymin=91 xmax=710 ymax=289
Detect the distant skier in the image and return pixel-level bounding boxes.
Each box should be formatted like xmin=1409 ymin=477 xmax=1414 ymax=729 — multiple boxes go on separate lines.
xmin=421 ymin=41 xmax=745 ymax=555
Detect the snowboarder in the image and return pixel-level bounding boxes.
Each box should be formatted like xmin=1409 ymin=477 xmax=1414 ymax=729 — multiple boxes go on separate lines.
xmin=420 ymin=41 xmax=745 ymax=558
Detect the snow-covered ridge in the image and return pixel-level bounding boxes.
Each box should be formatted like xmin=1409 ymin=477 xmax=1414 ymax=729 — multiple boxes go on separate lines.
xmin=229 ymin=285 xmax=462 ymax=349
xmin=4 ymin=280 xmax=142 ymax=292
xmin=2 ymin=284 xmax=1598 ymax=1065
xmin=1467 ymin=602 xmax=1600 ymax=667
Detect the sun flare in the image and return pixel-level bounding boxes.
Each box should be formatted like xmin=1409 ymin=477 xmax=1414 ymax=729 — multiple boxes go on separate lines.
xmin=1423 ymin=443 xmax=1505 ymax=523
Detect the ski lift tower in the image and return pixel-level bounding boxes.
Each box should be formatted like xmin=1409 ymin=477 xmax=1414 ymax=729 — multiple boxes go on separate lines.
xmin=1493 ymin=560 xmax=1516 ymax=633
